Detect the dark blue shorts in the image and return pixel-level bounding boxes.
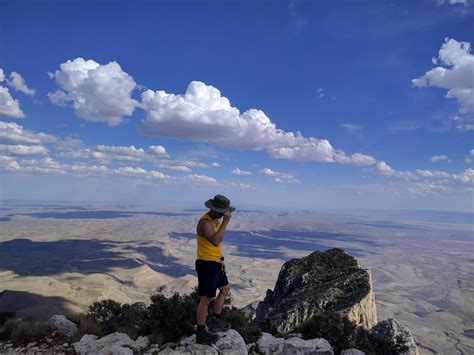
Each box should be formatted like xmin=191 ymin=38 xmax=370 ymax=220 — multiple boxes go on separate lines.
xmin=195 ymin=259 xmax=229 ymax=298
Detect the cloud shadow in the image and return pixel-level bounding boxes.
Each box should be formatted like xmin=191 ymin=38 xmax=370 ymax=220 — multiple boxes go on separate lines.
xmin=0 ymin=290 xmax=77 ymax=321
xmin=7 ymin=210 xmax=194 ymax=220
xmin=171 ymin=230 xmax=380 ymax=260
xmin=0 ymin=238 xmax=194 ymax=278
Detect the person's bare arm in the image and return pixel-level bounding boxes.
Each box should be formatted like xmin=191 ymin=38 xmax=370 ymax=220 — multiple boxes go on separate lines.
xmin=197 ymin=212 xmax=232 ymax=247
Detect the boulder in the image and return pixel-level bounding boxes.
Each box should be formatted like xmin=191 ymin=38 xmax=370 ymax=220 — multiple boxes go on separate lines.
xmin=371 ymin=318 xmax=419 ymax=355
xmin=47 ymin=314 xmax=78 ymax=337
xmin=257 ymin=332 xmax=333 ymax=355
xmin=341 ymin=349 xmax=365 ymax=355
xmin=214 ymin=329 xmax=247 ymax=354
xmin=157 ymin=329 xmax=246 ymax=354
xmin=157 ymin=342 xmax=218 ymax=354
xmin=258 ymin=332 xmax=284 ymax=353
xmin=98 ymin=344 xmax=134 ymax=355
xmin=73 ymin=334 xmax=98 ymax=354
xmin=282 ymin=337 xmax=333 ymax=354
xmin=73 ymin=332 xmax=139 ymax=354
xmin=256 ymin=249 xmax=377 ymax=332
xmin=135 ymin=335 xmax=151 ymax=350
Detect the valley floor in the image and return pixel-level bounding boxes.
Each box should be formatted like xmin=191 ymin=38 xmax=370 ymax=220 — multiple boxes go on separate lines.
xmin=0 ymin=205 xmax=472 ymax=354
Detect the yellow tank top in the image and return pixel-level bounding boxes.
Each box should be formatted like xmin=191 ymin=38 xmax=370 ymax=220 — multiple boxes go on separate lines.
xmin=196 ymin=213 xmax=222 ymax=262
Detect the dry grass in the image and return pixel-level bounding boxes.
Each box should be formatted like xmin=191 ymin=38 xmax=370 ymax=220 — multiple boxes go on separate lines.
xmin=67 ymin=312 xmax=104 ymax=342
xmin=3 ymin=318 xmax=50 ymax=346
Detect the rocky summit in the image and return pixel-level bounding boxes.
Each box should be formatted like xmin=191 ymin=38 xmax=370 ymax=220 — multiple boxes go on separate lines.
xmin=255 ymin=248 xmax=378 ymax=332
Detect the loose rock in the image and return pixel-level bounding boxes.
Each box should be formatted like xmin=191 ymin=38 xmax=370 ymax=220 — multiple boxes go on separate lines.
xmin=47 ymin=315 xmax=78 ymax=337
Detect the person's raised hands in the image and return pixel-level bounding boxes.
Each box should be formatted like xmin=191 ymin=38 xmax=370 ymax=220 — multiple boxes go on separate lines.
xmin=223 ymin=211 xmax=232 ymax=222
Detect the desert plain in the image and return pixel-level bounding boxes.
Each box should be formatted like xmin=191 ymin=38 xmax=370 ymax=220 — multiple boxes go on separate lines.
xmin=0 ymin=203 xmax=472 ymax=354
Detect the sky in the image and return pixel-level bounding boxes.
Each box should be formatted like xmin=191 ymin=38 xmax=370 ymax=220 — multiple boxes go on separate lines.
xmin=0 ymin=0 xmax=473 ymax=212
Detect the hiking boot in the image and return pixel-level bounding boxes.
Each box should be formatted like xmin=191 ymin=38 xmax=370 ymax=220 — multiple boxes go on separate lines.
xmin=207 ymin=317 xmax=231 ymax=332
xmin=196 ymin=326 xmax=219 ymax=345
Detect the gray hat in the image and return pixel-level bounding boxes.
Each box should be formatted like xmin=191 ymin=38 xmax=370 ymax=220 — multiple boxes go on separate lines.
xmin=205 ymin=194 xmax=235 ymax=213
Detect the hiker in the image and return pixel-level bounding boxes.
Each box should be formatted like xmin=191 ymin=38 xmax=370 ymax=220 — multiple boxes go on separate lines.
xmin=195 ymin=194 xmax=235 ymax=345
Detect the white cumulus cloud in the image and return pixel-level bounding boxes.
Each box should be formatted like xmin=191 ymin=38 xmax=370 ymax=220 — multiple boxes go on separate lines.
xmin=183 ymin=174 xmax=217 ymax=184
xmin=0 ymin=122 xmax=56 ymax=157
xmin=373 ymin=161 xmax=396 ymax=176
xmin=0 ymin=86 xmax=25 ymax=118
xmin=0 ymin=121 xmax=56 ymax=146
xmin=334 ymin=152 xmax=377 ymax=166
xmin=416 ymin=169 xmax=450 ymax=178
xmin=0 ymin=156 xmax=20 ymax=171
xmin=0 ymin=144 xmax=48 ymax=156
xmin=449 ymin=114 xmax=474 ymax=131
xmin=96 ymin=145 xmax=147 ymax=161
xmin=231 ymin=167 xmax=252 ymax=176
xmin=148 ymin=145 xmax=168 ymax=156
xmin=413 ymin=38 xmax=474 ymax=132
xmin=138 ymin=81 xmax=373 ymax=165
xmin=48 ymin=58 xmax=138 ymax=126
xmin=437 ymin=0 xmax=468 ymax=5
xmin=372 ymin=161 xmax=414 ymax=179
xmin=259 ymin=167 xmax=301 ymax=183
xmin=56 ymin=142 xmax=218 ymax=173
xmin=431 ymin=154 xmax=450 ymax=163
xmin=8 ymin=72 xmax=36 ymax=95
xmin=452 ymin=168 xmax=474 ymax=184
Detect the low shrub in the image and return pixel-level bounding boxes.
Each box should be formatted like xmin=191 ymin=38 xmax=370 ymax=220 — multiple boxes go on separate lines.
xmin=80 ymin=287 xmax=263 ymax=346
xmin=147 ymin=291 xmax=197 ymax=344
xmin=87 ymin=299 xmax=122 ymax=334
xmin=3 ymin=318 xmax=49 ymax=346
xmin=117 ymin=302 xmax=149 ymax=340
xmin=86 ymin=300 xmax=149 ymax=340
xmin=0 ymin=311 xmax=16 ymax=326
xmin=67 ymin=312 xmax=104 ymax=341
xmin=297 ymin=311 xmax=358 ymax=353
xmin=296 ymin=311 xmax=409 ymax=355
xmin=220 ymin=306 xmax=262 ymax=344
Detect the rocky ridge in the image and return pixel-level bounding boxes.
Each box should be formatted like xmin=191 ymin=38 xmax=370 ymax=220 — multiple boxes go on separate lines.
xmin=255 ymin=248 xmax=378 ymax=332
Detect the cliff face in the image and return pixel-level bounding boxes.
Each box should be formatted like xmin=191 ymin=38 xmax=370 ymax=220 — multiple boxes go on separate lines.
xmin=346 ymin=271 xmax=377 ymax=328
xmin=255 ymin=248 xmax=377 ymax=332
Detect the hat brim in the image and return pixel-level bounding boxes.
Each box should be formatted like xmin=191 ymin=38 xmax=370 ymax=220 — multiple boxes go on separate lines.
xmin=205 ymin=199 xmax=235 ymax=213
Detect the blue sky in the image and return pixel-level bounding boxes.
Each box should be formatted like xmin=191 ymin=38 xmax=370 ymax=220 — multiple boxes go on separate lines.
xmin=0 ymin=0 xmax=473 ymax=211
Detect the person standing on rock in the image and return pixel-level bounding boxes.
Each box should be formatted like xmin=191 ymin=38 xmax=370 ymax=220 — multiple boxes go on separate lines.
xmin=194 ymin=194 xmax=234 ymax=345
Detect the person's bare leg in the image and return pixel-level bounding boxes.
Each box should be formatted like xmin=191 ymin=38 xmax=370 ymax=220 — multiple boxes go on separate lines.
xmin=213 ymin=285 xmax=230 ymax=315
xmin=196 ymin=296 xmax=211 ymax=325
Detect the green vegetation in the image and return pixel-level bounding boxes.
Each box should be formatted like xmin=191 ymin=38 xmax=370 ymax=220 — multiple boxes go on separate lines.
xmin=220 ymin=306 xmax=262 ymax=343
xmin=0 ymin=311 xmax=16 ymax=326
xmin=68 ymin=312 xmax=105 ymax=340
xmin=296 ymin=311 xmax=409 ymax=355
xmin=146 ymin=292 xmax=197 ymax=343
xmin=86 ymin=299 xmax=148 ymax=340
xmin=1 ymin=318 xmax=49 ymax=346
xmin=85 ymin=287 xmax=260 ymax=344
xmin=0 ymin=293 xmax=412 ymax=355
xmin=0 ymin=288 xmax=260 ymax=346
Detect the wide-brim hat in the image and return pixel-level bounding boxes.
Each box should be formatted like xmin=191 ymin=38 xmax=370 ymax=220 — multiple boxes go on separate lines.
xmin=205 ymin=194 xmax=235 ymax=213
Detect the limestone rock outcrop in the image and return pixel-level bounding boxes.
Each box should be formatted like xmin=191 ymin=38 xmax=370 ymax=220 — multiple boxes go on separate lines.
xmin=157 ymin=329 xmax=247 ymax=354
xmin=46 ymin=314 xmax=78 ymax=337
xmin=341 ymin=349 xmax=365 ymax=355
xmin=257 ymin=332 xmax=334 ymax=355
xmin=135 ymin=335 xmax=151 ymax=351
xmin=255 ymin=248 xmax=377 ymax=332
xmin=73 ymin=332 xmax=140 ymax=354
xmin=371 ymin=318 xmax=419 ymax=355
